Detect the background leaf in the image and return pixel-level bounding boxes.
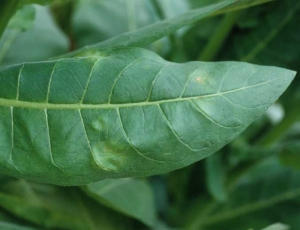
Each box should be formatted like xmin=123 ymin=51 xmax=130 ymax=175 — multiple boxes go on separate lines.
xmin=279 ymin=142 xmax=300 ymax=170
xmin=20 ymin=0 xmax=57 ymax=6
xmin=0 ymin=222 xmax=36 ymax=230
xmin=0 ymin=5 xmax=35 ymax=64
xmin=0 ymin=179 xmax=133 ymax=230
xmin=205 ymin=153 xmax=227 ymax=202
xmin=261 ymin=223 xmax=290 ymax=230
xmin=83 ymin=178 xmax=157 ymax=227
xmin=75 ymin=0 xmax=236 ymax=49
xmin=0 ymin=5 xmax=68 ymax=67
xmin=73 ymin=0 xmax=163 ymax=48
xmin=187 ymin=158 xmax=300 ymax=230
xmin=219 ymin=0 xmax=300 ymax=107
xmin=61 ymin=0 xmax=273 ymax=58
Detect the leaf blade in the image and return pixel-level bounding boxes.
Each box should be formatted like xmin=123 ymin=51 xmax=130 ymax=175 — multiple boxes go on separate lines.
xmin=0 ymin=47 xmax=295 ymax=185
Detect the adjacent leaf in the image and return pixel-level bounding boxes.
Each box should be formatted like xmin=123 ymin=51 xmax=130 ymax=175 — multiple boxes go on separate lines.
xmin=0 ymin=47 xmax=295 ymax=185
xmin=83 ymin=178 xmax=157 ymax=227
xmin=1 ymin=5 xmax=68 ymax=67
xmin=76 ymin=0 xmax=235 ymax=49
xmin=0 ymin=222 xmax=36 ymax=230
xmin=205 ymin=153 xmax=227 ymax=202
xmin=279 ymin=142 xmax=300 ymax=170
xmin=237 ymin=0 xmax=300 ymax=68
xmin=0 ymin=1 xmax=20 ymax=39
xmin=227 ymin=141 xmax=300 ymax=168
xmin=261 ymin=223 xmax=290 ymax=230
xmin=61 ymin=0 xmax=272 ymax=58
xmin=0 ymin=179 xmax=132 ymax=230
xmin=73 ymin=0 xmax=163 ymax=48
xmin=187 ymin=158 xmax=300 ymax=230
xmin=6 ymin=5 xmax=35 ymax=31
xmin=0 ymin=207 xmax=34 ymax=228
xmin=20 ymin=0 xmax=56 ymax=5
xmin=219 ymin=0 xmax=300 ymax=72
xmin=212 ymin=0 xmax=274 ymax=15
xmin=0 ymin=6 xmax=35 ymax=63
xmin=153 ymin=0 xmax=190 ymax=19
xmin=218 ymin=0 xmax=300 ymax=147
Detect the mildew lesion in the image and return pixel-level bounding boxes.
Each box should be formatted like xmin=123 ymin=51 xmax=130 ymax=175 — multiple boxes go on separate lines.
xmin=192 ymin=69 xmax=209 ymax=85
xmin=73 ymin=49 xmax=108 ymax=59
xmin=86 ymin=110 xmax=132 ymax=172
xmin=91 ymin=141 xmax=129 ymax=172
xmin=195 ymin=77 xmax=205 ymax=84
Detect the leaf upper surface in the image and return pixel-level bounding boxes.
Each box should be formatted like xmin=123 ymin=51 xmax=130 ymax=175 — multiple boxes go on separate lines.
xmin=0 ymin=47 xmax=295 ymax=185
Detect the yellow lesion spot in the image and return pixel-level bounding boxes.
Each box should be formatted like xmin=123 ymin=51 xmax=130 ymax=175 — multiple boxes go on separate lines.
xmin=92 ymin=141 xmax=127 ymax=172
xmin=195 ymin=76 xmax=206 ymax=84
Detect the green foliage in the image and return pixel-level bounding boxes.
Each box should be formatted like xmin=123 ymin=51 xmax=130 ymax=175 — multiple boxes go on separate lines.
xmin=0 ymin=179 xmax=133 ymax=229
xmin=64 ymin=0 xmax=272 ymax=57
xmin=20 ymin=0 xmax=57 ymax=5
xmin=0 ymin=222 xmax=36 ymax=230
xmin=261 ymin=223 xmax=289 ymax=230
xmin=0 ymin=5 xmax=35 ymax=63
xmin=205 ymin=153 xmax=227 ymax=202
xmin=0 ymin=0 xmax=299 ymax=229
xmin=0 ymin=5 xmax=68 ymax=66
xmin=197 ymin=158 xmax=300 ymax=229
xmin=0 ymin=47 xmax=294 ymax=185
xmin=83 ymin=178 xmax=157 ymax=227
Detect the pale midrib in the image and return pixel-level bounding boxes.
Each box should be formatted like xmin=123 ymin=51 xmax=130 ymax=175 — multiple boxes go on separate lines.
xmin=0 ymin=77 xmax=287 ymax=110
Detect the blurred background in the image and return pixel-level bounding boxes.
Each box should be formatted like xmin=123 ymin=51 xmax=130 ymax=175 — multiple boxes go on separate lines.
xmin=0 ymin=0 xmax=299 ymax=229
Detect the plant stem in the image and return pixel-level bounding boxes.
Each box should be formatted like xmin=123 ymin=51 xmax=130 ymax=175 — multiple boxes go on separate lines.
xmin=150 ymin=0 xmax=166 ymax=20
xmin=259 ymin=100 xmax=300 ymax=146
xmin=186 ymin=201 xmax=218 ymax=230
xmin=198 ymin=11 xmax=240 ymax=61
xmin=0 ymin=0 xmax=20 ymax=39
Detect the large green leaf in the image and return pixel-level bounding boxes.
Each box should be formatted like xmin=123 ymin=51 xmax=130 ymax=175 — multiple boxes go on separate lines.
xmin=83 ymin=178 xmax=157 ymax=227
xmin=0 ymin=47 xmax=295 ymax=185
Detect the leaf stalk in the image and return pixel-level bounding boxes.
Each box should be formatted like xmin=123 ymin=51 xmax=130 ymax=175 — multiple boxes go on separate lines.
xmin=198 ymin=11 xmax=240 ymax=61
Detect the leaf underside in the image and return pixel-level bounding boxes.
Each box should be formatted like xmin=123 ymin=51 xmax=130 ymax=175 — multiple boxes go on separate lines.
xmin=0 ymin=47 xmax=295 ymax=185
